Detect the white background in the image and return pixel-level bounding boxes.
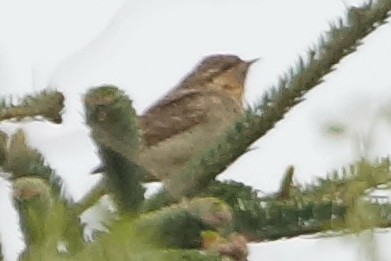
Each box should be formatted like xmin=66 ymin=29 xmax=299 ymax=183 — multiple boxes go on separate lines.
xmin=0 ymin=0 xmax=391 ymax=260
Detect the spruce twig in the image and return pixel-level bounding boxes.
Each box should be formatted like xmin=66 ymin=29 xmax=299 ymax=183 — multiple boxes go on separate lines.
xmin=0 ymin=90 xmax=64 ymax=124
xmin=84 ymin=86 xmax=145 ymax=214
xmin=4 ymin=130 xmax=65 ymax=197
xmin=74 ymin=198 xmax=233 ymax=261
xmin=163 ymin=0 xmax=391 ymax=199
xmin=2 ymin=131 xmax=85 ymax=258
xmin=203 ymin=158 xmax=391 ymax=241
xmin=74 ymin=178 xmax=107 ymax=216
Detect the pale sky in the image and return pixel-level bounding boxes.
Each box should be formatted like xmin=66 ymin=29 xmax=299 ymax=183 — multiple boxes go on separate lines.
xmin=1 ymin=0 xmax=391 ymax=260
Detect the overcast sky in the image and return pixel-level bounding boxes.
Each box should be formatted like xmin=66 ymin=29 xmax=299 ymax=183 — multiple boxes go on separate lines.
xmin=1 ymin=0 xmax=391 ymax=260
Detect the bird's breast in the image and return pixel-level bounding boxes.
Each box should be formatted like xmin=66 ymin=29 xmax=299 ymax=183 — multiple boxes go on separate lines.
xmin=136 ymin=96 xmax=243 ymax=180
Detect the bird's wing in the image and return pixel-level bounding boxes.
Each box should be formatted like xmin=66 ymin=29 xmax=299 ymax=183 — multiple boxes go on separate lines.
xmin=140 ymin=90 xmax=211 ymax=147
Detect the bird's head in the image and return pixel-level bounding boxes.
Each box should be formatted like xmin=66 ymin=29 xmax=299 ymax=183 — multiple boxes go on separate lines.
xmin=180 ymin=54 xmax=259 ymax=102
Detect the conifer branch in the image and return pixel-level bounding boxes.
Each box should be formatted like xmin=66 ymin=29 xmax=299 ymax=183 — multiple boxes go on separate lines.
xmin=74 ymin=198 xmax=234 ymax=261
xmin=3 ymin=130 xmax=65 ymax=197
xmin=202 ymin=158 xmax=391 ymax=241
xmin=14 ymin=177 xmax=85 ymax=259
xmin=2 ymin=131 xmax=85 ymax=258
xmin=277 ymin=165 xmax=295 ymax=200
xmin=8 ymin=2 xmax=391 ymax=259
xmin=84 ymin=86 xmax=146 ymax=214
xmin=0 ymin=90 xmax=64 ymax=124
xmin=74 ymin=178 xmax=107 ymax=216
xmin=134 ymin=197 xmax=233 ymax=249
xmin=201 ymin=231 xmax=248 ymax=261
xmin=13 ymin=177 xmax=55 ymax=251
xmin=164 ymin=0 xmax=391 ymax=199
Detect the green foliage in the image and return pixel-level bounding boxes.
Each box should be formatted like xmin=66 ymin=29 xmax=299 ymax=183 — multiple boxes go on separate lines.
xmin=0 ymin=89 xmax=64 ymax=124
xmin=1 ymin=1 xmax=391 ymax=260
xmin=0 ymin=128 xmax=85 ymax=256
xmin=203 ymin=159 xmax=391 ymax=241
xmin=204 ymin=180 xmax=266 ymax=240
xmin=84 ymin=86 xmax=140 ymax=158
xmin=68 ymin=198 xmax=232 ymax=260
xmin=3 ymin=130 xmax=64 ymax=197
xmin=161 ymin=0 xmax=391 ymax=203
xmin=134 ymin=197 xmax=232 ymax=249
xmin=84 ymin=86 xmax=146 ymax=214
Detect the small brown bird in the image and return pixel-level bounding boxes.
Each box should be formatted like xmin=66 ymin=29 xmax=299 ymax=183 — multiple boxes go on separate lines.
xmin=94 ymin=54 xmax=258 ymax=181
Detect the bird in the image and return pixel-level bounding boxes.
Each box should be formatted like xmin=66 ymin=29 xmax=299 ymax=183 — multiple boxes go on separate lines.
xmin=92 ymin=54 xmax=258 ymax=181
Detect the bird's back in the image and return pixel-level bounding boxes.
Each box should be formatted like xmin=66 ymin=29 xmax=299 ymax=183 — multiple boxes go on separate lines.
xmin=137 ymin=90 xmax=243 ymax=180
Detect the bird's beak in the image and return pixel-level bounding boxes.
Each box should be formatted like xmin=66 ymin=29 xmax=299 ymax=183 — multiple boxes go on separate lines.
xmin=245 ymin=58 xmax=260 ymax=66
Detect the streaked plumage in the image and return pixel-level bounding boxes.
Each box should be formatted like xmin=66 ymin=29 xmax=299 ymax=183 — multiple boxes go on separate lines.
xmin=94 ymin=54 xmax=257 ymax=181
